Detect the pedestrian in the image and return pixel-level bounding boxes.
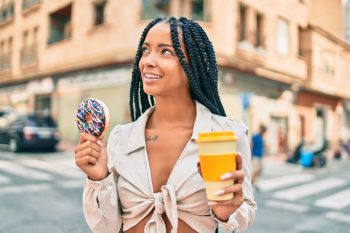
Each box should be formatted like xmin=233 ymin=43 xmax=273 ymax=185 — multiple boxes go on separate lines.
xmin=251 ymin=124 xmax=267 ymax=190
xmin=74 ymin=17 xmax=256 ymax=233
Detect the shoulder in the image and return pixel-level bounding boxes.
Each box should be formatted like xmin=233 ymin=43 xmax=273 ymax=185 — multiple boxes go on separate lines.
xmin=107 ymin=122 xmax=135 ymax=145
xmin=211 ymin=113 xmax=248 ymax=139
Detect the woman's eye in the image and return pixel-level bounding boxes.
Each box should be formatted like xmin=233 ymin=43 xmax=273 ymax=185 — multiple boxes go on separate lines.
xmin=162 ymin=49 xmax=173 ymax=55
xmin=141 ymin=47 xmax=149 ymax=53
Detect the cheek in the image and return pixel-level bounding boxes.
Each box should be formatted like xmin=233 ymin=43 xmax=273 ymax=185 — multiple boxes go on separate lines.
xmin=177 ymin=66 xmax=188 ymax=84
xmin=138 ymin=59 xmax=144 ymax=71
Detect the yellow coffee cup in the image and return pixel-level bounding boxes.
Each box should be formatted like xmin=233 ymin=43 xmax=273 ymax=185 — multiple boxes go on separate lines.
xmin=196 ymin=131 xmax=238 ymax=201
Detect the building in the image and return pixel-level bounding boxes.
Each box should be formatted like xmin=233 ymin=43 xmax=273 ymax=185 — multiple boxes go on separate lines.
xmin=0 ymin=0 xmax=349 ymax=154
xmin=218 ymin=0 xmax=308 ymax=155
xmin=296 ymin=0 xmax=350 ymax=152
xmin=344 ymin=0 xmax=350 ymax=42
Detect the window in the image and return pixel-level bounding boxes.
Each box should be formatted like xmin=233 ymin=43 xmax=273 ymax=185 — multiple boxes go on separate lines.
xmin=276 ymin=18 xmax=289 ymax=55
xmin=0 ymin=37 xmax=11 ymax=70
xmin=141 ymin=0 xmax=170 ymax=19
xmin=93 ymin=0 xmax=106 ymax=25
xmin=22 ymin=0 xmax=41 ymax=11
xmin=239 ymin=4 xmax=247 ymax=41
xmin=298 ymin=26 xmax=304 ymax=56
xmin=0 ymin=40 xmax=4 ymax=54
xmin=48 ymin=4 xmax=72 ymax=45
xmin=191 ymin=0 xmax=209 ymax=21
xmin=35 ymin=94 xmax=51 ymax=113
xmin=0 ymin=0 xmax=15 ymax=23
xmin=8 ymin=37 xmax=12 ymax=53
xmin=256 ymin=13 xmax=264 ymax=47
xmin=21 ymin=28 xmax=38 ymax=64
xmin=320 ymin=51 xmax=335 ymax=77
xmin=178 ymin=0 xmax=210 ymax=21
xmin=346 ymin=1 xmax=350 ymax=43
xmin=33 ymin=26 xmax=39 ymax=45
xmin=8 ymin=0 xmax=14 ymax=17
xmin=23 ymin=30 xmax=29 ymax=47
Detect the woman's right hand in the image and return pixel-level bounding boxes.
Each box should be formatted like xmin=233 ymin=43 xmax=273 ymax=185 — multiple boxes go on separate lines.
xmin=74 ymin=133 xmax=109 ymax=181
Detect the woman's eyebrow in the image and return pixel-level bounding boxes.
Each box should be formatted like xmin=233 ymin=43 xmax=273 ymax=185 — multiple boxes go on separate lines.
xmin=143 ymin=42 xmax=173 ymax=48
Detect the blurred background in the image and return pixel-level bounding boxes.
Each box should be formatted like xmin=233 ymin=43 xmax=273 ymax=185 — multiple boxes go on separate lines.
xmin=0 ymin=0 xmax=350 ymax=232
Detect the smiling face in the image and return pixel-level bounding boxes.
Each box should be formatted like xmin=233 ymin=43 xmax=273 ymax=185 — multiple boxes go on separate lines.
xmin=139 ymin=22 xmax=190 ymax=98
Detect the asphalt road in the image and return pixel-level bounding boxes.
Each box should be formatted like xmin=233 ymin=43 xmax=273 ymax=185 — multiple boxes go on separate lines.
xmin=0 ymin=149 xmax=90 ymax=233
xmin=245 ymin=156 xmax=350 ymax=233
xmin=1 ymin=149 xmax=349 ymax=233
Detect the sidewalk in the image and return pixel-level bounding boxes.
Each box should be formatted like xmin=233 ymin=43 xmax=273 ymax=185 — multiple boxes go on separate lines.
xmin=260 ymin=153 xmax=350 ymax=180
xmin=260 ymin=155 xmax=302 ymax=179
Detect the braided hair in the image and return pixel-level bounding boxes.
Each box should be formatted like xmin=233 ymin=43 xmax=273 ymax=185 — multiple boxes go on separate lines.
xmin=129 ymin=16 xmax=226 ymax=121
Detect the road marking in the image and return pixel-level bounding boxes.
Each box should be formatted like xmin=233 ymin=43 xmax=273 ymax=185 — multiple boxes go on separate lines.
xmin=0 ymin=174 xmax=10 ymax=184
xmin=54 ymin=159 xmax=77 ymax=169
xmin=325 ymin=211 xmax=350 ymax=224
xmin=315 ymin=189 xmax=350 ymax=209
xmin=273 ymin=178 xmax=347 ymax=201
xmin=18 ymin=159 xmax=84 ymax=179
xmin=258 ymin=174 xmax=315 ymax=192
xmin=265 ymin=200 xmax=309 ymax=213
xmin=0 ymin=161 xmax=52 ymax=180
xmin=58 ymin=180 xmax=84 ymax=189
xmin=0 ymin=184 xmax=51 ymax=195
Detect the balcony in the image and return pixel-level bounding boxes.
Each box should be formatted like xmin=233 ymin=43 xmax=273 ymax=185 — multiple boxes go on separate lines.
xmin=20 ymin=45 xmax=38 ymax=65
xmin=0 ymin=53 xmax=11 ymax=70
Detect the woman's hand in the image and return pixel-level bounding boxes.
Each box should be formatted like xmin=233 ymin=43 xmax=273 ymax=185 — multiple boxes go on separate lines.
xmin=74 ymin=133 xmax=109 ymax=181
xmin=198 ymin=153 xmax=245 ymax=222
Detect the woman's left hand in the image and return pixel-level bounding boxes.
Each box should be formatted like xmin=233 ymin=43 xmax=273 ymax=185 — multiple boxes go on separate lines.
xmin=197 ymin=153 xmax=245 ymax=221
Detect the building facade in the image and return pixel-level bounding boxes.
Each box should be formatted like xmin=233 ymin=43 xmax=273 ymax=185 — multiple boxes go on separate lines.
xmin=345 ymin=0 xmax=350 ymax=42
xmin=0 ymin=0 xmax=349 ymax=154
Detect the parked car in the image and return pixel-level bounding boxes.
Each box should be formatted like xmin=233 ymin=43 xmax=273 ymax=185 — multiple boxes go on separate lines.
xmin=0 ymin=106 xmax=14 ymax=119
xmin=0 ymin=112 xmax=60 ymax=152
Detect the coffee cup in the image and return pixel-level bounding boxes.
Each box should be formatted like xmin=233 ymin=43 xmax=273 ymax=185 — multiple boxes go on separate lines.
xmin=196 ymin=131 xmax=238 ymax=201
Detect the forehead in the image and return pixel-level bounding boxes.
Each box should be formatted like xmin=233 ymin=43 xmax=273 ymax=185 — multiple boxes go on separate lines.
xmin=144 ymin=22 xmax=172 ymax=43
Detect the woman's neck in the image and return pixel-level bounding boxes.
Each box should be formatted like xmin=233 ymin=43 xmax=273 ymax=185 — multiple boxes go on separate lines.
xmin=147 ymin=97 xmax=196 ymax=130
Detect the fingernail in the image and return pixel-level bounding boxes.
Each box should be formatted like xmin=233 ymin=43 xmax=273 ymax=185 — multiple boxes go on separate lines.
xmin=213 ymin=189 xmax=225 ymax=196
xmin=97 ymin=140 xmax=103 ymax=146
xmin=208 ymin=201 xmax=217 ymax=206
xmin=220 ymin=173 xmax=232 ymax=180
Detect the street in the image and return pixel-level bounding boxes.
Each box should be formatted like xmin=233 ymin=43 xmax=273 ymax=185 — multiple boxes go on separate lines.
xmin=246 ymin=156 xmax=350 ymax=233
xmin=0 ymin=149 xmax=90 ymax=233
xmin=1 ymin=149 xmax=350 ymax=233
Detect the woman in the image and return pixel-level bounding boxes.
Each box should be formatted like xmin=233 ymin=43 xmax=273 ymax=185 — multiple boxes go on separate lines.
xmin=75 ymin=17 xmax=256 ymax=233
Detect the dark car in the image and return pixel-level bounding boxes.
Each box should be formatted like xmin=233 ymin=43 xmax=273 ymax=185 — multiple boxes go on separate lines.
xmin=0 ymin=112 xmax=60 ymax=152
xmin=0 ymin=106 xmax=14 ymax=118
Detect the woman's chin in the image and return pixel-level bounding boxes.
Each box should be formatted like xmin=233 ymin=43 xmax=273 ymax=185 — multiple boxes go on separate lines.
xmin=143 ymin=88 xmax=158 ymax=97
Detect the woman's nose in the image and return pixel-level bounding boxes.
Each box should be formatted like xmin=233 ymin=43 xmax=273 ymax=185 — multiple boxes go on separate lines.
xmin=143 ymin=53 xmax=157 ymax=67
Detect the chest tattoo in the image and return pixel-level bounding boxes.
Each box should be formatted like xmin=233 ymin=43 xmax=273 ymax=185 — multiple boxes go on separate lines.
xmin=146 ymin=135 xmax=159 ymax=142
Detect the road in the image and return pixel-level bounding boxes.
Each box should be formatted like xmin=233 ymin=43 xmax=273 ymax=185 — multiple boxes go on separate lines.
xmin=245 ymin=156 xmax=350 ymax=233
xmin=0 ymin=149 xmax=90 ymax=233
xmin=1 ymin=149 xmax=350 ymax=233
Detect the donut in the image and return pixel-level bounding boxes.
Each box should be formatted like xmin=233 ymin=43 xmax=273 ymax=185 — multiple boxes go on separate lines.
xmin=76 ymin=98 xmax=110 ymax=138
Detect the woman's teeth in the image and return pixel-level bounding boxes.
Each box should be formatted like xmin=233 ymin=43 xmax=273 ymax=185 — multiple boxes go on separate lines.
xmin=144 ymin=74 xmax=162 ymax=79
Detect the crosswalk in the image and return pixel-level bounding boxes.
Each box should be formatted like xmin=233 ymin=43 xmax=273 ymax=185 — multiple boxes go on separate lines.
xmin=1 ymin=155 xmax=350 ymax=219
xmin=0 ymin=155 xmax=85 ymax=196
xmin=258 ymin=172 xmax=350 ymax=222
xmin=260 ymin=174 xmax=350 ymax=210
xmin=315 ymin=189 xmax=350 ymax=210
xmin=273 ymin=177 xmax=347 ymax=201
